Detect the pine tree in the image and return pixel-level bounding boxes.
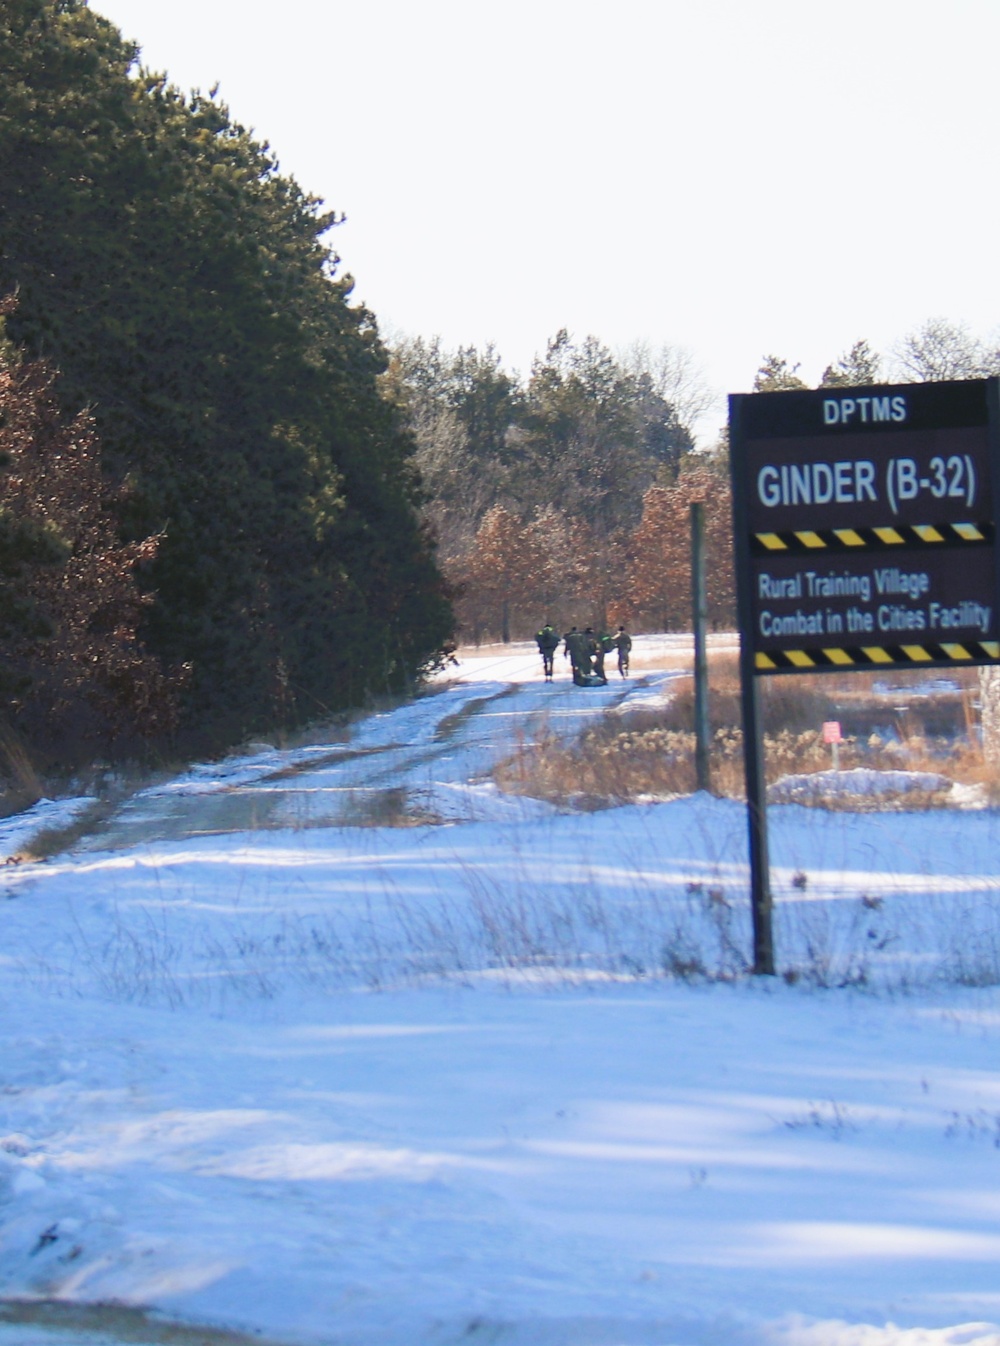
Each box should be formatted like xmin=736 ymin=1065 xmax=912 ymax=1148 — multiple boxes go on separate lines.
xmin=820 ymin=340 xmax=882 ymax=387
xmin=753 ymin=356 xmax=807 ymax=393
xmin=0 ymin=0 xmax=451 ymax=748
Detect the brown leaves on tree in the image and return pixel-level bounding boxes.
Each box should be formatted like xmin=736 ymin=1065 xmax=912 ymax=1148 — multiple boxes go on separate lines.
xmin=451 ymin=467 xmax=736 ymax=644
xmin=0 ymin=344 xmax=181 ymax=762
xmin=627 ymin=465 xmax=735 ymax=632
xmin=456 ymin=506 xmax=548 ymax=644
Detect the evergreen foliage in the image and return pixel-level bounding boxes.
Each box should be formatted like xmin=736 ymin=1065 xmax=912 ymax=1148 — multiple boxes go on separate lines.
xmin=517 ymin=331 xmax=693 ymax=541
xmin=391 ymin=332 xmax=696 ymax=559
xmin=0 ymin=0 xmax=451 ymax=748
xmin=752 ymin=355 xmax=807 ymax=393
xmin=820 ymin=339 xmax=882 ymax=388
xmin=390 ymin=330 xmax=699 ymax=639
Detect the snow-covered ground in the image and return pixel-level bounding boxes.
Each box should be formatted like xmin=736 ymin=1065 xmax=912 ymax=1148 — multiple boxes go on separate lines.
xmin=1 ymin=636 xmax=1000 ymax=1346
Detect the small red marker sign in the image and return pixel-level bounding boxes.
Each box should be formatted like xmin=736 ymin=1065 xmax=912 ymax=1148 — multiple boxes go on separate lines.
xmin=822 ymin=720 xmax=842 ymax=744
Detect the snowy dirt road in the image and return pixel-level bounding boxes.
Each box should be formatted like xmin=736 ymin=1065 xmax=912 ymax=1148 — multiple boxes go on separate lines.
xmin=2 ymin=636 xmax=1000 ymax=1346
xmin=77 ymin=641 xmax=671 ymax=851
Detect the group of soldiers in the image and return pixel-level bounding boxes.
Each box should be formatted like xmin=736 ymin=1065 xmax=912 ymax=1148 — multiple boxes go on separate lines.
xmin=534 ymin=624 xmax=632 ymax=685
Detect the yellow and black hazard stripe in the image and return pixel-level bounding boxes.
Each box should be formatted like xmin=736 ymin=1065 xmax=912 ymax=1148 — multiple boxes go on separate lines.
xmin=751 ymin=521 xmax=994 ymax=554
xmin=755 ymin=640 xmax=1000 ymax=671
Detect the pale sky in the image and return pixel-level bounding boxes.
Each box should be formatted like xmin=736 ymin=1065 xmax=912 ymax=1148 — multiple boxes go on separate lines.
xmin=91 ymin=0 xmax=1000 ymax=441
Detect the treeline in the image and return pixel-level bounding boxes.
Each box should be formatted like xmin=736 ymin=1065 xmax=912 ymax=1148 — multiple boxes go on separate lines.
xmin=385 ymin=332 xmax=735 ymax=641
xmin=0 ymin=0 xmax=451 ymax=766
xmin=2 ymin=0 xmax=996 ymax=775
xmin=755 ymin=325 xmax=1000 ymax=394
xmin=388 ymin=321 xmax=1000 ymax=647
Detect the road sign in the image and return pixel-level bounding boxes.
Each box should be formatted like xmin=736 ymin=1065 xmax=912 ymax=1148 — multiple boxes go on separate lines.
xmin=730 ymin=378 xmax=1000 ymax=675
xmin=727 ymin=378 xmax=1000 ymax=976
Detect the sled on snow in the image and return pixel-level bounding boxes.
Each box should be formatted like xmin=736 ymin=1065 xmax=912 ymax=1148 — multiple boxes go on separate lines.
xmin=572 ymin=671 xmax=608 ymax=688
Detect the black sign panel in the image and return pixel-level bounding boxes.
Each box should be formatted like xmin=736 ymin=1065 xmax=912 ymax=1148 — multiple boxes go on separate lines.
xmin=729 ymin=379 xmax=1000 ymax=674
xmin=746 ymin=425 xmax=991 ymax=535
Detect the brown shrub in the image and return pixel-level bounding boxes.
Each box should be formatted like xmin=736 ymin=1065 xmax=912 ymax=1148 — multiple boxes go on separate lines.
xmin=0 ymin=328 xmax=183 ymax=770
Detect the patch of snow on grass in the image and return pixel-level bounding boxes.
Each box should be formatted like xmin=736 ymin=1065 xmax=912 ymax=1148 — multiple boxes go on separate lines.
xmin=769 ymin=767 xmax=954 ymax=804
xmin=0 ymin=795 xmax=97 ymax=859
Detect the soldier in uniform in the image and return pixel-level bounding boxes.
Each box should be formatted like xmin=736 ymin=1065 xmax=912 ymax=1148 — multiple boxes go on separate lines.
xmin=615 ymin=625 xmax=632 ymax=677
xmin=563 ymin=626 xmax=587 ymax=684
xmin=593 ymin=630 xmax=613 ymax=685
xmin=535 ymin=623 xmax=560 ymax=680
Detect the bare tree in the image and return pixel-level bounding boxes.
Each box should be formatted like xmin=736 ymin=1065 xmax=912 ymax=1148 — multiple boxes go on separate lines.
xmin=408 ymin=403 xmax=491 ymax=559
xmin=891 ymin=318 xmax=1000 ymax=767
xmin=384 ymin=335 xmax=515 ymax=560
xmin=892 ymin=318 xmax=1000 ymax=383
xmin=619 ymin=340 xmax=719 ymax=441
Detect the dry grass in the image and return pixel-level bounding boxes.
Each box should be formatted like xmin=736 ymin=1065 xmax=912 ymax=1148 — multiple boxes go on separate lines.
xmin=12 ymin=799 xmax=117 ymax=862
xmin=493 ymin=724 xmax=744 ymax=802
xmin=493 ymin=657 xmax=1000 ymax=808
xmin=0 ymin=1298 xmax=289 ymax=1346
xmin=626 ymin=639 xmax=741 ymax=676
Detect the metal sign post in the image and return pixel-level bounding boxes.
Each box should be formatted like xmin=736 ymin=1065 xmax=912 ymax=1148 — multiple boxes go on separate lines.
xmin=691 ymin=502 xmax=711 ymax=793
xmin=729 ymin=378 xmax=1000 ymax=975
